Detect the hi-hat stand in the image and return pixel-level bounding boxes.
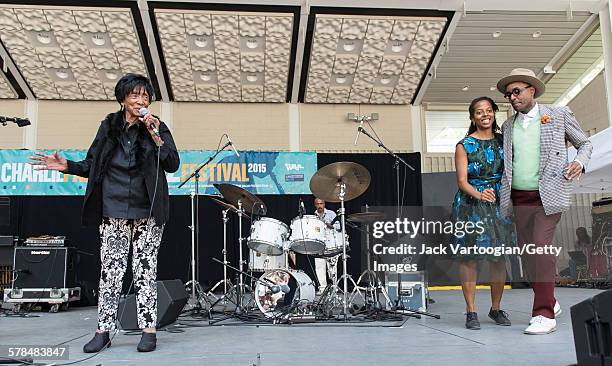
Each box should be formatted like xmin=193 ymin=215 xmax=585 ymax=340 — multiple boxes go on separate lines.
xmin=205 ymin=207 xmax=233 ymax=304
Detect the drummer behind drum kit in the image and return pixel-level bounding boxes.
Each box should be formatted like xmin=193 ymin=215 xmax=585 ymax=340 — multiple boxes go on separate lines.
xmin=206 ymin=162 xmax=394 ymax=321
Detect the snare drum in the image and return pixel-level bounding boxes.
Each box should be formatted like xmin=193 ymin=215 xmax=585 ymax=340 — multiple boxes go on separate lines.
xmin=324 ymin=228 xmax=348 ymax=256
xmin=288 ymin=215 xmax=326 ymax=255
xmin=249 ymin=249 xmax=288 ymax=272
xmin=247 ymin=217 xmax=289 ymax=256
xmin=254 ymin=269 xmax=315 ymax=318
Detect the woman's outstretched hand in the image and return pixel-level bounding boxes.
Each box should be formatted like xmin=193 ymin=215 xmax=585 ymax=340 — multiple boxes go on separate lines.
xmin=29 ymin=151 xmax=68 ymax=172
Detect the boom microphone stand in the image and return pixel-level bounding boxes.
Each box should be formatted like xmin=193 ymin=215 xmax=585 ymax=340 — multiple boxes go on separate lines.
xmin=355 ymin=125 xmax=439 ymax=320
xmin=178 ymin=140 xmax=233 ymax=312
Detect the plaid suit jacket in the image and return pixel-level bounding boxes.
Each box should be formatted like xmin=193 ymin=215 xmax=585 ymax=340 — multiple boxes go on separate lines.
xmin=499 ymin=104 xmax=592 ymax=218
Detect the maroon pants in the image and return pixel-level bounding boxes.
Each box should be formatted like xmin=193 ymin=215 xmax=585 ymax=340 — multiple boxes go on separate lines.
xmin=511 ymin=190 xmax=562 ymax=319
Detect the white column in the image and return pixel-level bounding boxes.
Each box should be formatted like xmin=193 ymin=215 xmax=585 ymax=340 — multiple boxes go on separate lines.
xmin=23 ymin=99 xmax=37 ymax=150
xmin=160 ymin=101 xmax=173 ymax=130
xmin=600 ymin=2 xmax=612 ymax=126
xmin=410 ymin=104 xmax=424 ymax=153
xmin=288 ymin=103 xmax=300 ymax=151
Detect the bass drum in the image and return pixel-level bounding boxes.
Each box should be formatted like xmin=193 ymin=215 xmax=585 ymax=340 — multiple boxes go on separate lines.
xmin=254 ymin=269 xmax=315 ymax=318
xmin=249 ymin=249 xmax=287 ymax=272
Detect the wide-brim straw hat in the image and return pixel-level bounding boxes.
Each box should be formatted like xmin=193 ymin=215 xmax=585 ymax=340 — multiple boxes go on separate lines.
xmin=497 ymin=68 xmax=545 ymax=98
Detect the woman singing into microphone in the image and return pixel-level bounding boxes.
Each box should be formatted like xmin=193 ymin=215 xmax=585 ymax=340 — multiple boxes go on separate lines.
xmin=30 ymin=74 xmax=179 ymax=353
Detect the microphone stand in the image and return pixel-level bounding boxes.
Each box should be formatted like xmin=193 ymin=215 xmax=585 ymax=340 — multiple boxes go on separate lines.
xmin=357 ymin=125 xmax=440 ymax=319
xmin=178 ymin=141 xmax=233 ymax=313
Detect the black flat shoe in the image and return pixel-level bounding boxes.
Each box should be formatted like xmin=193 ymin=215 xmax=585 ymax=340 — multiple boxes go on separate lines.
xmin=466 ymin=312 xmax=481 ymax=330
xmin=137 ymin=332 xmax=157 ymax=352
xmin=83 ymin=332 xmax=111 ymax=353
xmin=489 ymin=308 xmax=511 ymax=326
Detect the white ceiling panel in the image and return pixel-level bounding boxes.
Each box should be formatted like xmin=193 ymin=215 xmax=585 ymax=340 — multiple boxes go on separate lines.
xmin=423 ymin=10 xmax=594 ymax=104
xmin=0 ymin=5 xmax=149 ymax=100
xmin=156 ymin=9 xmax=294 ymax=102
xmin=305 ymin=14 xmax=447 ymax=104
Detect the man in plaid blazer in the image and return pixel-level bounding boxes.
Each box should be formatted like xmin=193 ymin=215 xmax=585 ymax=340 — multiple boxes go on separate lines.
xmin=497 ymin=68 xmax=592 ymax=335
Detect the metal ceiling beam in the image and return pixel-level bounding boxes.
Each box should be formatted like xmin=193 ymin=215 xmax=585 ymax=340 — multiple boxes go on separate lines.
xmin=0 ymin=40 xmax=34 ymax=100
xmin=600 ymin=0 xmax=612 ymax=126
xmin=412 ymin=10 xmax=462 ymax=106
xmin=538 ymin=13 xmax=600 ymax=83
xmin=137 ymin=0 xmax=170 ymax=102
xmin=290 ymin=1 xmax=309 ymax=104
xmin=143 ymin=0 xmax=604 ymax=12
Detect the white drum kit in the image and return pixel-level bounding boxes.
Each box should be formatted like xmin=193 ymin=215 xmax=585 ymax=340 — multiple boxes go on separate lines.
xmin=208 ymin=162 xmax=376 ymax=319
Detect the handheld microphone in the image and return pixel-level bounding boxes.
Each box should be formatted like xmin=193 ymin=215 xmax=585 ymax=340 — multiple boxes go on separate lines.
xmin=138 ymin=107 xmax=160 ymax=137
xmin=226 ymin=134 xmax=240 ymax=157
xmin=354 ymin=121 xmax=364 ymax=145
xmin=270 ymin=284 xmax=291 ymax=294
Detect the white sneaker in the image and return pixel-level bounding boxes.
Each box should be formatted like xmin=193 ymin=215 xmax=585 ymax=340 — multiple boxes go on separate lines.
xmin=524 ymin=315 xmax=556 ymax=335
xmin=554 ymin=301 xmax=562 ymax=317
xmin=529 ymin=301 xmax=562 ymax=324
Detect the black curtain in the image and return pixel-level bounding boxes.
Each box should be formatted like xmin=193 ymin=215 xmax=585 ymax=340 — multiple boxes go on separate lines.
xmin=0 ymin=152 xmax=421 ymax=292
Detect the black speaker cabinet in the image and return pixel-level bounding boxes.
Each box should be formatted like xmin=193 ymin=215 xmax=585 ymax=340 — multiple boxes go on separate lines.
xmin=571 ymin=290 xmax=612 ymax=366
xmin=13 ymin=246 xmax=76 ymax=289
xmin=117 ymin=279 xmax=188 ymax=330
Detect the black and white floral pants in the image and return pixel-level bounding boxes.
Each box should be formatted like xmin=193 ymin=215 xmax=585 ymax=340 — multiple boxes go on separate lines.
xmin=97 ymin=217 xmax=164 ymax=331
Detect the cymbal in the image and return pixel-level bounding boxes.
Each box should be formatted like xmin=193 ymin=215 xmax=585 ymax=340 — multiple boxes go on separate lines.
xmin=214 ymin=183 xmax=267 ymax=215
xmin=209 ymin=196 xmax=235 ymax=211
xmin=310 ymin=162 xmax=371 ymax=203
xmin=347 ymin=212 xmax=386 ymax=223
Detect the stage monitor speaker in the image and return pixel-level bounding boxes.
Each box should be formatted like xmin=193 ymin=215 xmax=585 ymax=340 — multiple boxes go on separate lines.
xmin=117 ymin=279 xmax=187 ymax=330
xmin=13 ymin=247 xmax=76 ymax=288
xmin=571 ymin=289 xmax=612 ymax=366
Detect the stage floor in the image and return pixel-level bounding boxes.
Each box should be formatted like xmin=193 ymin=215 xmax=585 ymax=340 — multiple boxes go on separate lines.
xmin=1 ymin=287 xmax=601 ymax=366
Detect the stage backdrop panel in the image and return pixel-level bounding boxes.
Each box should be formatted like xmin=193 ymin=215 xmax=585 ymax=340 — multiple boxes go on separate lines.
xmin=0 ymin=150 xmax=316 ymax=195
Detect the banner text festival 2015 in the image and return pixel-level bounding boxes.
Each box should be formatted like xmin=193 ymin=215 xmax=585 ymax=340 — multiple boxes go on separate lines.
xmin=0 ymin=150 xmax=317 ymax=196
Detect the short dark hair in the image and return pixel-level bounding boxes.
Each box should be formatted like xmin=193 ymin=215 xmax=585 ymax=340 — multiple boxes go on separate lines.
xmin=467 ymin=96 xmax=500 ymax=135
xmin=114 ymin=73 xmax=155 ymax=104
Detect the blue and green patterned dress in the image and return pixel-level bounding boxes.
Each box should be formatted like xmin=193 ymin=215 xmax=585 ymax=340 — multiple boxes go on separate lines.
xmin=452 ymin=134 xmax=515 ymax=261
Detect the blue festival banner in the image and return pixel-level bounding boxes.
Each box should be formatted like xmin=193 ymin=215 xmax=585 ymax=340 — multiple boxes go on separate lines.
xmin=0 ymin=150 xmax=317 ymax=195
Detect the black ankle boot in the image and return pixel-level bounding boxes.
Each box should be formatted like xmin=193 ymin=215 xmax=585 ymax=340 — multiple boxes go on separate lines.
xmin=83 ymin=332 xmax=111 ymax=353
xmin=137 ymin=332 xmax=156 ymax=352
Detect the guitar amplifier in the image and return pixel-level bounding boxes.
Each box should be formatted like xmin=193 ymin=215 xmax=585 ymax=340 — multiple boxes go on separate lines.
xmin=385 ymin=271 xmax=428 ymax=312
xmin=12 ymin=247 xmax=76 ymax=289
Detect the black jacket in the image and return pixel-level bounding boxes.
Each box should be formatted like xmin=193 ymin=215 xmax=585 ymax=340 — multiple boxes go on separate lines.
xmin=66 ymin=110 xmax=180 ymax=226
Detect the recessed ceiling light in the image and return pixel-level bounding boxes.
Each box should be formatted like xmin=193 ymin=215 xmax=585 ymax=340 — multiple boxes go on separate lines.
xmin=91 ymin=34 xmax=106 ymax=46
xmin=55 ymin=69 xmax=69 ymax=79
xmin=492 ymin=31 xmax=502 ymax=38
xmin=391 ymin=42 xmax=403 ymax=53
xmin=200 ymin=73 xmax=212 ymax=82
xmin=343 ymin=41 xmax=356 ymax=52
xmin=246 ymin=74 xmax=258 ymax=82
xmin=194 ymin=36 xmax=208 ymax=48
xmin=462 ymin=85 xmax=470 ymax=91
xmin=380 ymin=76 xmax=392 ymax=85
xmin=532 ymin=31 xmax=542 ymax=38
xmin=36 ymin=32 xmax=52 ymax=44
xmin=105 ymin=71 xmax=118 ymax=80
xmin=246 ymin=38 xmax=258 ymax=49
xmin=335 ymin=75 xmax=347 ymax=84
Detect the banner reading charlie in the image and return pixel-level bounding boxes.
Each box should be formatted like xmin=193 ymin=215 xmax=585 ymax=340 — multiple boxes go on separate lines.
xmin=0 ymin=150 xmax=316 ymax=195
